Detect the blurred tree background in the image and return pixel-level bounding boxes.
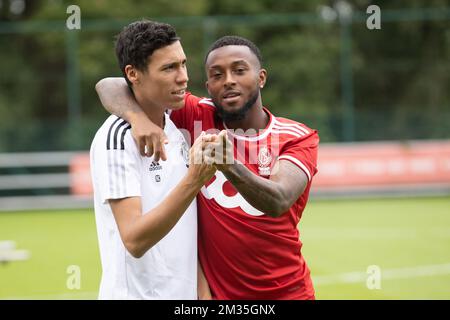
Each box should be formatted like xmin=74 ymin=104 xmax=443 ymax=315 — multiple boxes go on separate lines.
xmin=0 ymin=0 xmax=449 ymax=151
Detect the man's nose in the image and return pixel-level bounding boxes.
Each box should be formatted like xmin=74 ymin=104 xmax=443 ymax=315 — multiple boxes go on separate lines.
xmin=177 ymin=67 xmax=189 ymax=84
xmin=224 ymin=71 xmax=236 ymax=87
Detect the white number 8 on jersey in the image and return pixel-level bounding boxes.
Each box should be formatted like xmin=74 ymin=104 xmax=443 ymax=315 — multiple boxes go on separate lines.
xmin=200 ymin=171 xmax=265 ymax=216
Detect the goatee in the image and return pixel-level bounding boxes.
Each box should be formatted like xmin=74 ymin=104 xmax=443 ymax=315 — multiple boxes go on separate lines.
xmin=213 ymin=89 xmax=259 ymax=123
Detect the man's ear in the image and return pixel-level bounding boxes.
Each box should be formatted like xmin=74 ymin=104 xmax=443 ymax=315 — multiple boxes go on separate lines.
xmin=258 ymin=68 xmax=267 ymax=89
xmin=125 ymin=65 xmax=139 ymax=85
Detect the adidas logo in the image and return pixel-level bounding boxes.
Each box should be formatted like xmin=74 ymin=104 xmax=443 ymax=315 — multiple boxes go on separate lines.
xmin=149 ymin=161 xmax=162 ymax=172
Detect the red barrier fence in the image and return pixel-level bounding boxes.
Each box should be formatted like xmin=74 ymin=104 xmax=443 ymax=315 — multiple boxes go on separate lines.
xmin=70 ymin=140 xmax=450 ymax=197
xmin=70 ymin=154 xmax=92 ymax=196
xmin=313 ymin=140 xmax=450 ymax=196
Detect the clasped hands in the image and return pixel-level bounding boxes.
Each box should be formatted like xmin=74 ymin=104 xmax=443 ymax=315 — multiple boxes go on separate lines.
xmin=190 ymin=130 xmax=234 ymax=172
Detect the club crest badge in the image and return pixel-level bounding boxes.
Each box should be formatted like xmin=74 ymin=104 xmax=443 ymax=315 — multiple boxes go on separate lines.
xmin=258 ymin=146 xmax=272 ymax=176
xmin=181 ymin=140 xmax=189 ymax=167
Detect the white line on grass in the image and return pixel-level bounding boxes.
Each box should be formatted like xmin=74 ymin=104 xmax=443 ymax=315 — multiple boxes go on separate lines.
xmin=3 ymin=263 xmax=450 ymax=298
xmin=1 ymin=291 xmax=98 ymax=300
xmin=313 ymin=262 xmax=450 ymax=286
xmin=302 ymin=227 xmax=450 ymax=239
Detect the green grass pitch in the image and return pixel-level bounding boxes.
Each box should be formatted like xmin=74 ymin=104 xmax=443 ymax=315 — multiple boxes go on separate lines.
xmin=0 ymin=197 xmax=449 ymax=299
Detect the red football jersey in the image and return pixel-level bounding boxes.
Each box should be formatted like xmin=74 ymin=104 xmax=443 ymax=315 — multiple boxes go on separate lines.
xmin=170 ymin=93 xmax=319 ymax=299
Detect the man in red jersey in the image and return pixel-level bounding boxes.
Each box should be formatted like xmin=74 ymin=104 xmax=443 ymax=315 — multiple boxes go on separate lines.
xmin=96 ymin=36 xmax=319 ymax=300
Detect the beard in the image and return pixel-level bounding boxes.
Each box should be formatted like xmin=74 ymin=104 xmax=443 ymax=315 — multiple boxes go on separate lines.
xmin=212 ymin=87 xmax=260 ymax=123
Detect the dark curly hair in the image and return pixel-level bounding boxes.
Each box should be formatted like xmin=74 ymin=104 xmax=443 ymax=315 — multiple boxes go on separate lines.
xmin=115 ymin=20 xmax=180 ymax=86
xmin=205 ymin=35 xmax=263 ymax=67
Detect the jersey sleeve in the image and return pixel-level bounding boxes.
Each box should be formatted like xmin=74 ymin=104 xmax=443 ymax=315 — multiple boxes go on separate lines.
xmin=169 ymin=92 xmax=204 ymax=131
xmin=278 ymin=131 xmax=319 ymax=183
xmin=92 ymin=125 xmax=142 ymax=204
xmin=170 ymin=92 xmax=217 ymax=144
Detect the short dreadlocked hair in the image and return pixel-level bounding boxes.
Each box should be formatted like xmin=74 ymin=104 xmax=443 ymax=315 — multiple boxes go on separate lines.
xmin=115 ymin=20 xmax=180 ymax=86
xmin=205 ymin=35 xmax=263 ymax=67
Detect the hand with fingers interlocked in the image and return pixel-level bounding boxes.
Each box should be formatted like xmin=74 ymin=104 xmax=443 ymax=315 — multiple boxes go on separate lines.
xmin=201 ymin=130 xmax=234 ymax=172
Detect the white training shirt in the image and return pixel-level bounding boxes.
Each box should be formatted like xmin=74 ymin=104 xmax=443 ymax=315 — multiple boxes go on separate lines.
xmin=90 ymin=113 xmax=197 ymax=300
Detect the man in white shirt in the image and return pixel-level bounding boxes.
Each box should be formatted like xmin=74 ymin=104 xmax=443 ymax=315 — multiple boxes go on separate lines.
xmin=90 ymin=20 xmax=215 ymax=299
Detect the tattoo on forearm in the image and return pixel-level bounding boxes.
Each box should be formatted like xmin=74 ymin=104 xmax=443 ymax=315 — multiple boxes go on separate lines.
xmin=224 ymin=165 xmax=278 ymax=209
